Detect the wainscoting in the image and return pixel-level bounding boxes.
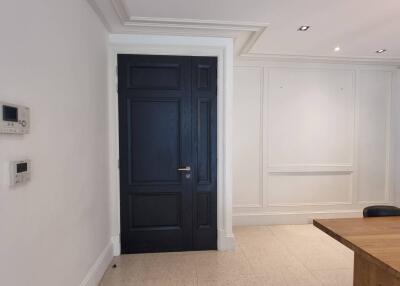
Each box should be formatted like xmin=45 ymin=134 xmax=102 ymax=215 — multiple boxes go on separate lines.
xmin=233 ymin=62 xmax=396 ymax=225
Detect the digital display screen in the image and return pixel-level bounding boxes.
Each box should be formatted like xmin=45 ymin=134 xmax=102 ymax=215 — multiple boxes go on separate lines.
xmin=3 ymin=105 xmax=18 ymax=122
xmin=17 ymin=163 xmax=28 ymax=173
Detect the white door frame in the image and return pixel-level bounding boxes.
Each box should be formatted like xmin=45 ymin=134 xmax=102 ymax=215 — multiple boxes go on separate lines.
xmin=107 ymin=34 xmax=235 ymax=255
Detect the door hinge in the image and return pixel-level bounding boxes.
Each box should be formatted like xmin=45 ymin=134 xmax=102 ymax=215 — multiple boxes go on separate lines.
xmin=118 ymin=159 xmax=120 ymax=169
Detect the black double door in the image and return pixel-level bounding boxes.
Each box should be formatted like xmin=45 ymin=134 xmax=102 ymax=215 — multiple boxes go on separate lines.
xmin=118 ymin=55 xmax=217 ymax=253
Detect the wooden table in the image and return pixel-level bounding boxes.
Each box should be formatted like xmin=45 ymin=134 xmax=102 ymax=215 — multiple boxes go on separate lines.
xmin=314 ymin=217 xmax=400 ymax=286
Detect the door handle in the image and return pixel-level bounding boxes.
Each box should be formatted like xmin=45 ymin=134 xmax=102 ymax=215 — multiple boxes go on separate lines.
xmin=177 ymin=166 xmax=191 ymax=172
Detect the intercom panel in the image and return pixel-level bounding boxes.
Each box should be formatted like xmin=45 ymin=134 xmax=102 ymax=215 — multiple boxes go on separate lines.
xmin=10 ymin=160 xmax=31 ymax=186
xmin=0 ymin=101 xmax=30 ymax=134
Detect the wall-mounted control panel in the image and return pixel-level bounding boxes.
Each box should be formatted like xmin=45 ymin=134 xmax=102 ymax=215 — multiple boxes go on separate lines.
xmin=0 ymin=101 xmax=30 ymax=134
xmin=10 ymin=160 xmax=31 ymax=186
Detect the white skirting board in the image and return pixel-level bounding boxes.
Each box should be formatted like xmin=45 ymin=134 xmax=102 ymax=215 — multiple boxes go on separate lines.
xmin=111 ymin=235 xmax=121 ymax=256
xmin=217 ymin=230 xmax=236 ymax=251
xmin=79 ymin=241 xmax=114 ymax=286
xmin=233 ymin=210 xmax=363 ymax=225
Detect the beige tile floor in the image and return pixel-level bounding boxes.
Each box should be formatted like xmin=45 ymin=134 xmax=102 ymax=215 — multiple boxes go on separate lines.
xmin=100 ymin=225 xmax=354 ymax=286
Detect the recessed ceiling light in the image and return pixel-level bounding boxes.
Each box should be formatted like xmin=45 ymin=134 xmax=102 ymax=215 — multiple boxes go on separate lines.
xmin=298 ymin=25 xmax=311 ymax=31
xmin=376 ymin=49 xmax=387 ymax=54
xmin=334 ymin=46 xmax=341 ymax=52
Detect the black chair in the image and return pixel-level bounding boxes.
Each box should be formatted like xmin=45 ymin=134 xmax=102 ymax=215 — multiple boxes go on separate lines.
xmin=363 ymin=205 xmax=400 ymax=217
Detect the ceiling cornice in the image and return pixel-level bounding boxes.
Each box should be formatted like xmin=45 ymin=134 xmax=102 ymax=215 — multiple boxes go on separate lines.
xmin=111 ymin=0 xmax=268 ymax=31
xmin=239 ymin=52 xmax=400 ymax=65
xmin=87 ymin=0 xmax=112 ymax=31
xmin=88 ymin=0 xmax=400 ymax=65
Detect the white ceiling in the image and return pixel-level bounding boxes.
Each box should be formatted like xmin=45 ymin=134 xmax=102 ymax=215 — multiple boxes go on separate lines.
xmin=90 ymin=0 xmax=400 ymax=63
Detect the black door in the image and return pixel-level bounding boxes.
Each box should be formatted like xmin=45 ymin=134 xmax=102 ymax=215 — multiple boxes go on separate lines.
xmin=118 ymin=55 xmax=217 ymax=253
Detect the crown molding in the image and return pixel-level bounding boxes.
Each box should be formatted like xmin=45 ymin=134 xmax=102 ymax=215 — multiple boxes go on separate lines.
xmin=239 ymin=51 xmax=400 ymax=65
xmin=239 ymin=27 xmax=266 ymax=55
xmin=88 ymin=0 xmax=400 ymax=65
xmin=124 ymin=16 xmax=267 ymax=31
xmin=87 ymin=0 xmax=112 ymax=31
xmin=111 ymin=0 xmax=268 ymax=31
xmin=111 ymin=0 xmax=129 ymax=25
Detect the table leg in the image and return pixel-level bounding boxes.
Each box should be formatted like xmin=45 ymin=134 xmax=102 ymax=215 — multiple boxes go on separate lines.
xmin=354 ymin=253 xmax=400 ymax=286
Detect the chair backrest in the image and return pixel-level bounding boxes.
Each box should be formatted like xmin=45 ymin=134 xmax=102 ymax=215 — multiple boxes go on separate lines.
xmin=363 ymin=205 xmax=400 ymax=217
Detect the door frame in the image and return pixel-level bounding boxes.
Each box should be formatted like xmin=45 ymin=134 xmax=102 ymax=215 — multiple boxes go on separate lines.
xmin=107 ymin=34 xmax=235 ymax=255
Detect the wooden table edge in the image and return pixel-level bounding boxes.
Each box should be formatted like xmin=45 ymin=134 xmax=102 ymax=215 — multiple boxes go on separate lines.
xmin=313 ymin=218 xmax=400 ymax=280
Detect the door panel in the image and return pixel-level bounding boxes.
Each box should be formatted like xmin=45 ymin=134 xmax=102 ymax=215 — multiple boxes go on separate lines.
xmin=130 ymin=193 xmax=182 ymax=228
xmin=118 ymin=54 xmax=217 ymax=253
xmin=127 ymin=63 xmax=182 ymax=90
xmin=197 ymin=98 xmax=212 ymax=184
xmin=128 ymin=98 xmax=181 ymax=184
xmin=191 ymin=57 xmax=218 ymax=250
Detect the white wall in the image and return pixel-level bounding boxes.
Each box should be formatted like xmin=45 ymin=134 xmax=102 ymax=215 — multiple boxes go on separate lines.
xmin=0 ymin=1 xmax=111 ymax=286
xmin=233 ymin=60 xmax=396 ymax=225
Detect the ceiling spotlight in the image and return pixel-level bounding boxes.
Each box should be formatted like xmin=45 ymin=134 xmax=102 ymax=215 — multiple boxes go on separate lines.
xmin=376 ymin=49 xmax=387 ymax=54
xmin=298 ymin=25 xmax=311 ymax=31
xmin=334 ymin=46 xmax=341 ymax=52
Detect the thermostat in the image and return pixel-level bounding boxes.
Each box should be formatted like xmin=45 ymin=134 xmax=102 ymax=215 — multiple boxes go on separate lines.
xmin=10 ymin=160 xmax=31 ymax=186
xmin=0 ymin=101 xmax=30 ymax=134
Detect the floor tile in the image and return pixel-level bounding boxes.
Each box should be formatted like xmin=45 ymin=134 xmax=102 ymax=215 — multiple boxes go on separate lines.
xmin=99 ymin=224 xmax=354 ymax=286
xmin=312 ymin=269 xmax=353 ymax=286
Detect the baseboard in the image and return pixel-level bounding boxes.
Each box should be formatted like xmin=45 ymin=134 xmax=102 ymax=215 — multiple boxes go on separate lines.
xmin=111 ymin=235 xmax=121 ymax=256
xmin=218 ymin=230 xmax=235 ymax=250
xmin=79 ymin=241 xmax=114 ymax=286
xmin=233 ymin=210 xmax=363 ymax=225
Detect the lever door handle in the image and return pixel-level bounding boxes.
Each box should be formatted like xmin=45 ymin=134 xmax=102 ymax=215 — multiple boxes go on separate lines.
xmin=177 ymin=166 xmax=191 ymax=172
